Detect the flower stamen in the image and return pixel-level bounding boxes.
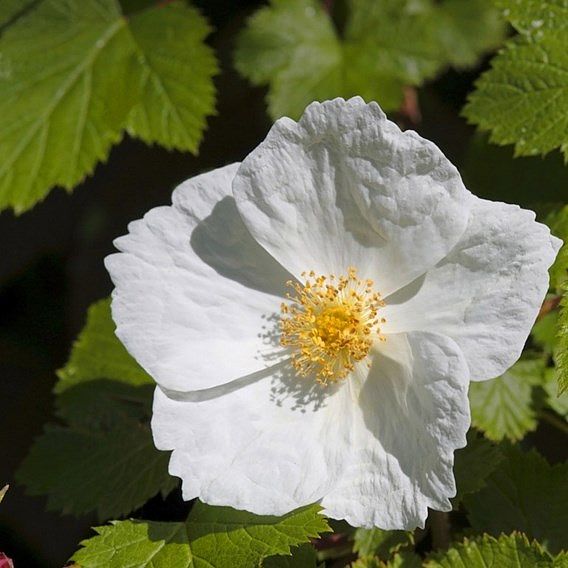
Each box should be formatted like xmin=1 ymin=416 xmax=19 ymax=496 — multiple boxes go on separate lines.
xmin=280 ymin=267 xmax=386 ymax=385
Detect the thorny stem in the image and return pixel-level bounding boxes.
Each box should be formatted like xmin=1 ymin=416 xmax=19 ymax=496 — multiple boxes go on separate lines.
xmin=540 ymin=410 xmax=568 ymax=436
xmin=429 ymin=510 xmax=451 ymax=551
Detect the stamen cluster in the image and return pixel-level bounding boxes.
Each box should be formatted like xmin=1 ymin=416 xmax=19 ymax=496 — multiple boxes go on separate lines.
xmin=280 ymin=268 xmax=385 ymax=385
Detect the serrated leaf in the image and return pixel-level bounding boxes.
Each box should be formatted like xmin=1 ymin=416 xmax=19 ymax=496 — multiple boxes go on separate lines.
xmin=235 ymin=0 xmax=504 ymax=120
xmin=452 ymin=430 xmax=504 ymax=506
xmin=55 ymin=298 xmax=151 ymax=393
xmin=17 ymin=414 xmax=176 ymax=520
xmin=0 ymin=0 xmax=216 ymax=213
xmin=464 ymin=1 xmax=568 ymax=158
xmin=425 ymin=532 xmax=559 ymax=567
xmin=125 ymin=2 xmax=217 ymax=153
xmin=546 ymin=206 xmax=568 ymax=291
xmin=468 ymin=359 xmax=544 ymax=441
xmin=263 ymin=544 xmax=319 ymax=567
xmin=71 ymin=502 xmax=330 ymax=567
xmin=494 ymin=0 xmax=568 ymax=34
xmin=463 ymin=446 xmax=568 ymax=554
xmin=353 ymin=528 xmax=413 ymax=559
xmin=555 ymin=283 xmax=568 ymax=395
xmin=0 ymin=0 xmax=136 ymax=213
xmin=543 ymin=369 xmax=568 ymax=417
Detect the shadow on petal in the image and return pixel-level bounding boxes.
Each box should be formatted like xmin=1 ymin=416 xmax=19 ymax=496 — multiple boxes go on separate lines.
xmin=190 ymin=196 xmax=295 ymax=299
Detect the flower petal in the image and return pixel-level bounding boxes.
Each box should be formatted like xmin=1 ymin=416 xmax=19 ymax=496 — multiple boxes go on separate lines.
xmin=321 ymin=331 xmax=470 ymax=529
xmin=152 ymin=331 xmax=470 ymax=530
xmin=152 ymin=362 xmax=346 ymax=515
xmin=233 ymin=97 xmax=472 ymax=295
xmin=105 ymin=164 xmax=293 ymax=392
xmin=382 ymin=198 xmax=561 ymax=381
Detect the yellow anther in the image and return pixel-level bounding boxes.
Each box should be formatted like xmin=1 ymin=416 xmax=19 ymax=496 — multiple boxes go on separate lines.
xmin=280 ymin=268 xmax=386 ymax=385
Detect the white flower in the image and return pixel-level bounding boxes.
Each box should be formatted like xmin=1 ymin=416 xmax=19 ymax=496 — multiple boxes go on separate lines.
xmin=105 ymin=98 xmax=560 ymax=529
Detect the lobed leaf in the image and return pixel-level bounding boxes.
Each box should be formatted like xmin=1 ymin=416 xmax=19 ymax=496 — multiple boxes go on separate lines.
xmin=71 ymin=502 xmax=329 ymax=567
xmin=468 ymin=359 xmax=545 ymax=441
xmin=235 ymin=0 xmax=505 ymax=120
xmin=425 ymin=532 xmax=562 ymax=567
xmin=16 ymin=415 xmax=176 ymax=521
xmin=0 ymin=0 xmax=216 ymax=213
xmin=464 ymin=0 xmax=568 ymax=158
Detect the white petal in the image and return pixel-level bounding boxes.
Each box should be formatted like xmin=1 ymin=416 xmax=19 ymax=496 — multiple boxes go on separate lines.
xmin=105 ymin=164 xmax=293 ymax=392
xmin=233 ymin=97 xmax=472 ymax=295
xmin=383 ymin=198 xmax=561 ymax=381
xmin=152 ymin=362 xmax=347 ymax=514
xmin=321 ymin=332 xmax=470 ymax=529
xmin=152 ymin=331 xmax=470 ymax=530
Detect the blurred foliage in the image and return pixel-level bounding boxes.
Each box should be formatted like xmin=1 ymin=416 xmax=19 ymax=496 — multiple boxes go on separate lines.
xmin=235 ymin=0 xmax=505 ymax=120
xmin=464 ymin=445 xmax=568 ymax=554
xmin=0 ymin=0 xmax=217 ymax=213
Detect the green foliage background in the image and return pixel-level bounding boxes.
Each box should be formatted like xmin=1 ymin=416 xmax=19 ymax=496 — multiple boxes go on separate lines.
xmin=0 ymin=0 xmax=566 ymax=567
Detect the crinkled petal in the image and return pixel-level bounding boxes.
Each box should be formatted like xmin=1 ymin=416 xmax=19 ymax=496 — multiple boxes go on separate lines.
xmin=152 ymin=331 xmax=470 ymax=530
xmin=105 ymin=164 xmax=293 ymax=392
xmin=382 ymin=198 xmax=561 ymax=381
xmin=321 ymin=331 xmax=470 ymax=529
xmin=152 ymin=362 xmax=347 ymax=515
xmin=233 ymin=97 xmax=472 ymax=295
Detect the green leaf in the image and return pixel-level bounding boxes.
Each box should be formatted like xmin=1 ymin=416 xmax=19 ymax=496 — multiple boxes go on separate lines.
xmin=463 ymin=446 xmax=568 ymax=554
xmin=353 ymin=528 xmax=413 ymax=559
xmin=555 ymin=283 xmax=568 ymax=395
xmin=0 ymin=0 xmax=216 ymax=213
xmin=464 ymin=1 xmax=568 ymax=159
xmin=55 ymin=379 xmax=154 ymax=429
xmin=55 ymin=298 xmax=151 ymax=394
xmin=235 ymin=0 xmax=504 ymax=120
xmin=18 ymin=297 xmax=166 ymax=520
xmin=263 ymin=544 xmax=319 ymax=567
xmin=543 ymin=369 xmax=568 ymax=417
xmin=425 ymin=532 xmax=559 ymax=567
xmin=494 ymin=0 xmax=568 ymax=35
xmin=468 ymin=359 xmax=544 ymax=441
xmin=452 ymin=430 xmax=504 ymax=506
xmin=125 ymin=2 xmax=217 ymax=153
xmin=71 ymin=502 xmax=330 ymax=567
xmin=17 ymin=413 xmax=176 ymax=520
xmin=546 ymin=205 xmax=568 ymax=291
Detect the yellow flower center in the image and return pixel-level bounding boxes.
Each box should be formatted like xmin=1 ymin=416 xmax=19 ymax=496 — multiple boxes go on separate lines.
xmin=280 ymin=268 xmax=386 ymax=385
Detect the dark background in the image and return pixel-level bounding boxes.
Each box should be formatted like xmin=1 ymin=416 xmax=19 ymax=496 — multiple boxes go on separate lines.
xmin=0 ymin=2 xmax=565 ymax=566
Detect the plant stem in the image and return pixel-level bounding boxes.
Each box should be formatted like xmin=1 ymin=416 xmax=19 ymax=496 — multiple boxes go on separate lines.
xmin=540 ymin=410 xmax=568 ymax=435
xmin=429 ymin=510 xmax=451 ymax=550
